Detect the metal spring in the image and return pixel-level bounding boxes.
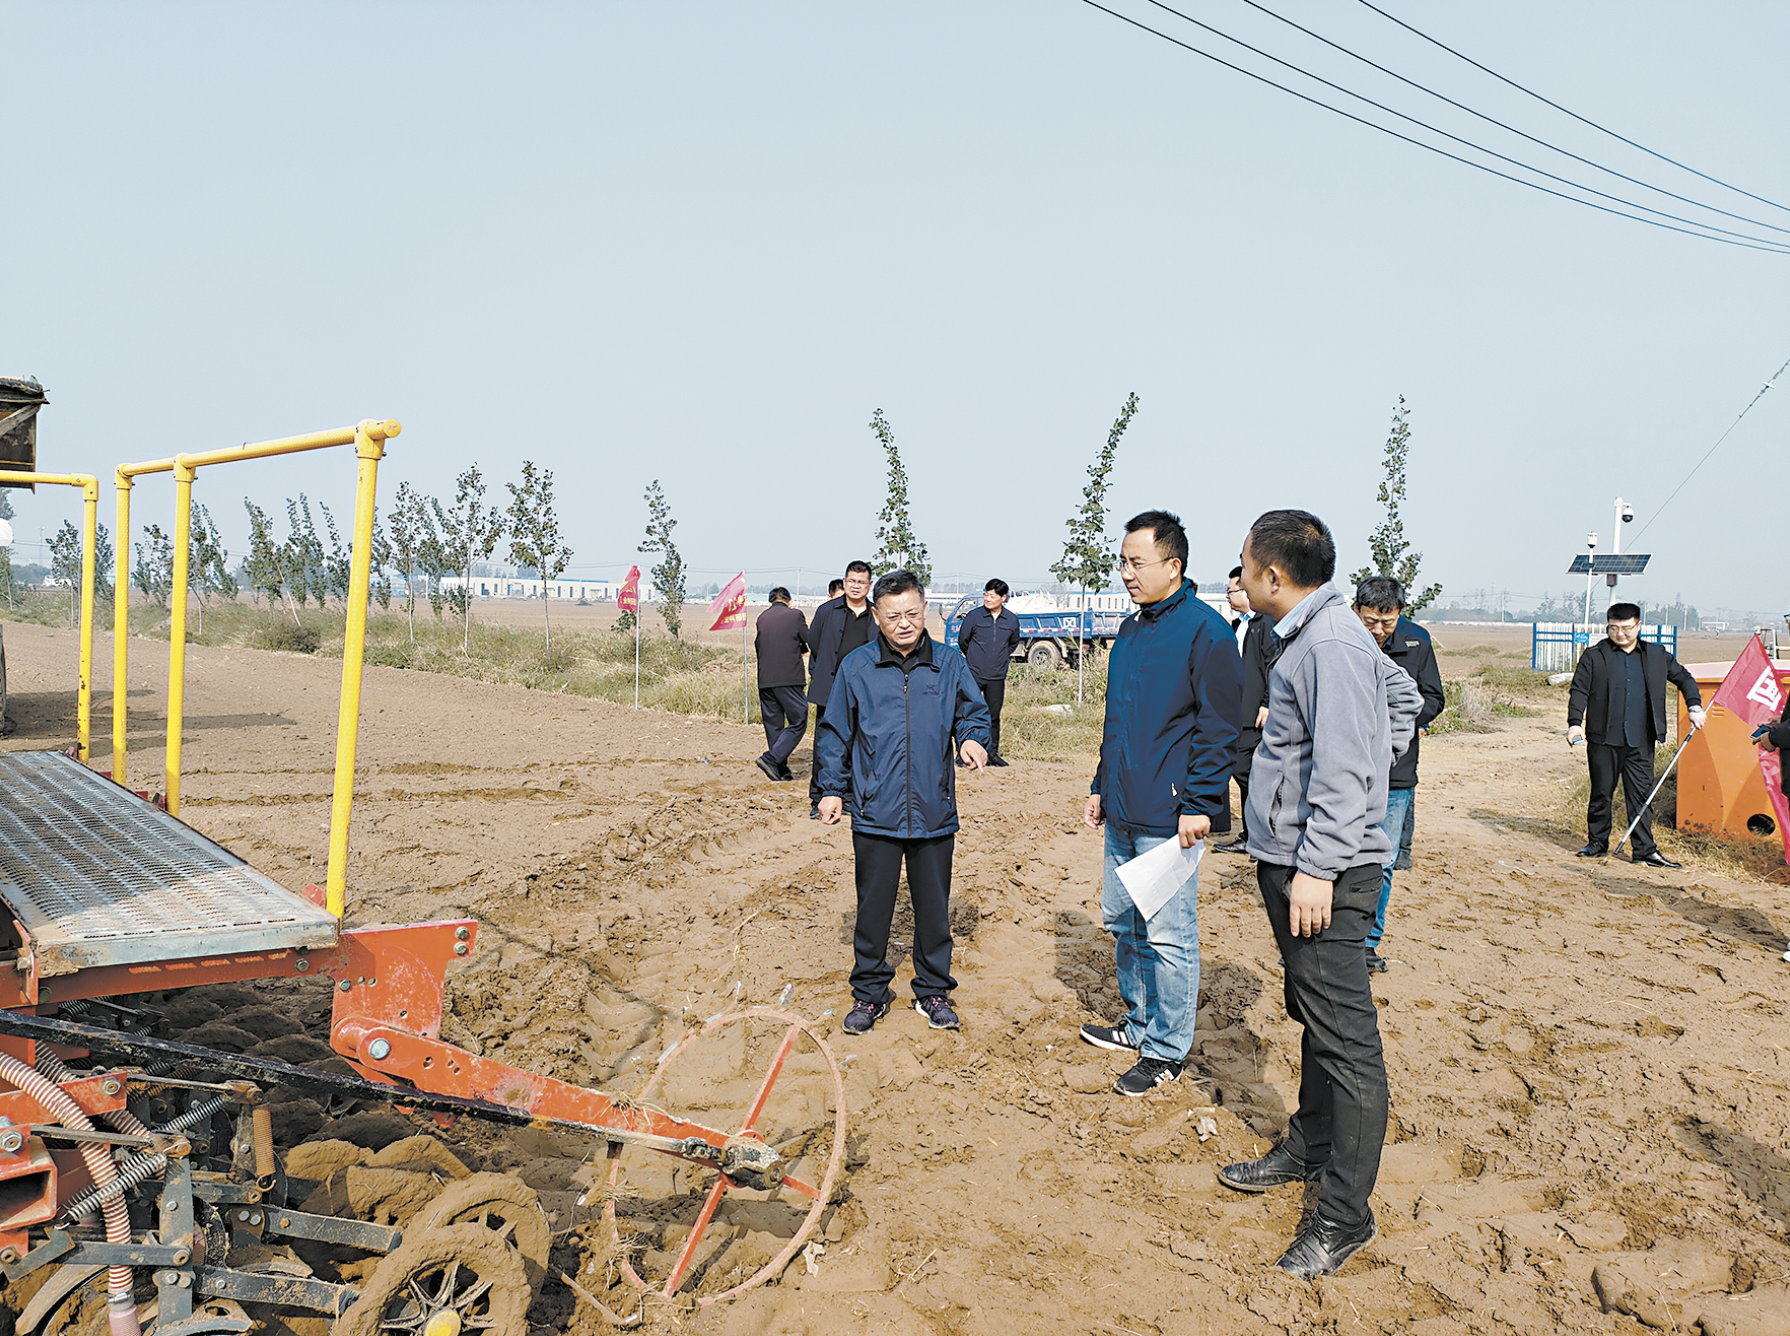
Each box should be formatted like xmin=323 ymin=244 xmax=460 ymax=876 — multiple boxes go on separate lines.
xmin=58 ymin=1149 xmax=166 ymax=1224
xmin=159 ymin=1095 xmax=227 ymax=1135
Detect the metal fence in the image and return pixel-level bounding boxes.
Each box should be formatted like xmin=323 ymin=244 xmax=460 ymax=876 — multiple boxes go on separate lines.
xmin=1531 ymin=622 xmax=1678 ymax=672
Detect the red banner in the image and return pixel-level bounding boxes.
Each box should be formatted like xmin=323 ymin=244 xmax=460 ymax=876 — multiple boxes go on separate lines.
xmin=1711 ymin=635 xmax=1790 ymax=864
xmin=618 ymin=565 xmax=641 ymax=614
xmin=708 ymin=572 xmax=748 ymax=632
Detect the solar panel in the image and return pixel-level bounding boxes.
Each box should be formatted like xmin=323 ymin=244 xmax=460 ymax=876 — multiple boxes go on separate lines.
xmin=1568 ymin=553 xmax=1650 ymax=575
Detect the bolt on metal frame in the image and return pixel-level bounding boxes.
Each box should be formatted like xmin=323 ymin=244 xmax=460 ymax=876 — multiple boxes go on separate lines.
xmin=112 ymin=419 xmax=399 ymax=917
xmin=0 ymin=472 xmax=99 ymax=762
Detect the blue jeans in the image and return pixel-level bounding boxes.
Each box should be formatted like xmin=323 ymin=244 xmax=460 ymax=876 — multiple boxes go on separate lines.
xmin=1100 ymin=823 xmax=1201 ymax=1062
xmin=1369 ymin=787 xmax=1417 ymax=950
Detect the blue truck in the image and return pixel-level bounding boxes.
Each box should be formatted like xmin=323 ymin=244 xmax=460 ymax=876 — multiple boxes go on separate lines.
xmin=943 ymin=595 xmax=1127 ymax=669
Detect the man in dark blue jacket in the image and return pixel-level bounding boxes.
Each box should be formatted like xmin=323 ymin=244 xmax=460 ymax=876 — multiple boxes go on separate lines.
xmin=1352 ymin=577 xmax=1446 ymax=971
xmin=1080 ymin=511 xmax=1241 ymax=1096
xmin=956 ymin=578 xmax=1022 ymax=764
xmin=816 ymin=569 xmax=992 ymax=1034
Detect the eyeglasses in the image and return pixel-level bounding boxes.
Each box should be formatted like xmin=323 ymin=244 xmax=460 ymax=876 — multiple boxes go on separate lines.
xmin=1116 ymin=556 xmax=1169 ymax=574
xmin=879 ymin=609 xmax=926 ymax=625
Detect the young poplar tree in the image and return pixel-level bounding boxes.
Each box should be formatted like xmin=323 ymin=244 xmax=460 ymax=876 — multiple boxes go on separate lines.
xmin=436 ymin=466 xmax=506 ymax=652
xmin=388 ymin=483 xmax=426 ymax=640
xmin=1051 ymin=392 xmax=1139 ymax=702
xmin=638 ymin=479 xmax=685 ymax=640
xmin=133 ymin=525 xmax=174 ymax=609
xmin=505 ymin=461 xmax=574 ymax=651
xmin=47 ymin=522 xmax=85 ymax=627
xmin=1350 ymin=396 xmax=1442 ymax=613
xmin=243 ymin=500 xmax=301 ymax=623
xmin=188 ymin=503 xmax=236 ymax=634
xmin=868 ymin=409 xmax=931 ymax=586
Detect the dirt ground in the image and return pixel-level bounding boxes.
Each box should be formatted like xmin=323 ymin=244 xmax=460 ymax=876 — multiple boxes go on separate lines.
xmin=5 ymin=616 xmax=1790 ymax=1336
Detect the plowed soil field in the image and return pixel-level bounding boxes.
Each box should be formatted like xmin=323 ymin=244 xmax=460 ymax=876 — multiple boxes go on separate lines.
xmin=5 ymin=618 xmax=1790 ymax=1336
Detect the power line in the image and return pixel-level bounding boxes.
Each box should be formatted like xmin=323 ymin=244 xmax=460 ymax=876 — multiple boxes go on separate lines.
xmin=1233 ymin=0 xmax=1790 ymax=237
xmin=1354 ymin=0 xmax=1790 ymax=217
xmin=1132 ymin=0 xmax=1790 ymax=251
xmin=1077 ymin=1 xmax=1790 ymax=254
xmin=1631 ymin=354 xmax=1789 ymax=541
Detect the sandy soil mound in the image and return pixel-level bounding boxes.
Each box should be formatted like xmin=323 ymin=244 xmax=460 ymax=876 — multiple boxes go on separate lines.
xmin=4 ymin=619 xmax=1790 ymax=1335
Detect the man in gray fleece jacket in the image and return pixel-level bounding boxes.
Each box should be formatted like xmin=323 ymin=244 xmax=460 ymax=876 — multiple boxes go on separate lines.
xmin=1219 ymin=509 xmax=1422 ymax=1280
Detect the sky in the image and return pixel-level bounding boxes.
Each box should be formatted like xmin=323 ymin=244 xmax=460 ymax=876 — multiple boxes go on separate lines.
xmin=3 ymin=1 xmax=1786 ymax=617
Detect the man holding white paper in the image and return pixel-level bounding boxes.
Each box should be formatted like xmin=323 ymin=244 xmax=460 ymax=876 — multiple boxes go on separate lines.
xmin=1080 ymin=510 xmax=1241 ymax=1097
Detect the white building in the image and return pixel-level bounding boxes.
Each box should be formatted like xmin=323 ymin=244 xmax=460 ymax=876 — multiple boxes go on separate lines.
xmin=436 ymin=576 xmax=631 ymax=602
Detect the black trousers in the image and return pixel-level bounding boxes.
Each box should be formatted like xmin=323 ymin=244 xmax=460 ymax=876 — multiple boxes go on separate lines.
xmin=1586 ymin=741 xmax=1657 ymax=856
xmin=758 ymin=685 xmax=808 ymax=764
xmin=1256 ymin=860 xmax=1388 ymax=1230
xmin=851 ymin=831 xmax=957 ymax=1003
xmin=1231 ymin=745 xmax=1254 ymax=841
xmin=808 ymin=704 xmax=830 ymax=807
xmin=976 ymin=678 xmax=1006 ymax=757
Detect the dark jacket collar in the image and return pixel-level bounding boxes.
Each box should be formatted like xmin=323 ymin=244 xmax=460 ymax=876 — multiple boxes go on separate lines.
xmin=878 ymin=630 xmax=936 ymax=670
xmin=1137 ymin=579 xmax=1194 ymax=622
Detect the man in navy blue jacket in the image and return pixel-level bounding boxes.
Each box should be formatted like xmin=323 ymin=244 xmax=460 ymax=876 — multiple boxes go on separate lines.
xmin=1080 ymin=511 xmax=1241 ymax=1097
xmin=816 ymin=570 xmax=993 ymax=1034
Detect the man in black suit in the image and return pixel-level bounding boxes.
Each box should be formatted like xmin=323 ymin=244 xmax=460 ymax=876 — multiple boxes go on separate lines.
xmin=1218 ymin=566 xmax=1272 ymax=852
xmin=1567 ymin=602 xmax=1705 ymax=868
xmin=753 ymin=587 xmax=810 ymax=782
xmin=805 ymin=562 xmax=875 ymax=817
xmin=956 ymin=578 xmax=1022 ymax=765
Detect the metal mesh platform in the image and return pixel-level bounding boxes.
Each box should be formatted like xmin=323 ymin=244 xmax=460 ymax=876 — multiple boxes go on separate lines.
xmin=0 ymin=751 xmax=338 ymax=976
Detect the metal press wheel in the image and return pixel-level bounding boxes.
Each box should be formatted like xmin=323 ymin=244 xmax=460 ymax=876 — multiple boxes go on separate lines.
xmin=410 ymin=1173 xmax=552 ymax=1297
xmin=333 ymin=1224 xmax=530 ymax=1336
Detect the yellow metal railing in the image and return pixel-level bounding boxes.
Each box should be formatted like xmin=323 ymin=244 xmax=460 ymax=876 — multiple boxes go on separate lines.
xmin=0 ymin=472 xmax=99 ymax=762
xmin=113 ymin=419 xmax=399 ymax=918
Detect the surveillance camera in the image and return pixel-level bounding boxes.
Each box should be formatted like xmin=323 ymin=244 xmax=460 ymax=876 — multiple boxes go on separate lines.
xmin=1586 ymin=532 xmax=1597 ymax=549
xmin=1621 ymin=505 xmax=1634 ymax=522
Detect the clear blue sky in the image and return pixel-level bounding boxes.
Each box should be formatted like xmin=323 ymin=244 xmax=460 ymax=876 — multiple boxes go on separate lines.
xmin=4 ymin=2 xmax=1785 ymax=616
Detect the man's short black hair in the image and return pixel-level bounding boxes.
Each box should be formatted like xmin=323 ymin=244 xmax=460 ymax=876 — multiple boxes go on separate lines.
xmin=873 ymin=569 xmax=923 ymax=604
xmin=1229 ymin=565 xmax=1243 ymax=581
xmin=768 ymin=586 xmax=791 ymax=605
xmin=1246 ymin=509 xmax=1335 ymax=587
xmin=845 ymin=560 xmax=872 ymax=578
xmin=1608 ymin=602 xmax=1642 ymax=623
xmin=1125 ymin=510 xmax=1189 ymax=573
xmin=985 ymin=578 xmax=1009 ymax=598
xmin=1354 ymin=576 xmax=1404 ymax=612
xmin=828 ymin=579 xmax=844 ymax=596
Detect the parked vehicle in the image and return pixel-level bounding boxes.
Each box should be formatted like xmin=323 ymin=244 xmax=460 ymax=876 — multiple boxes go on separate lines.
xmin=944 ymin=594 xmax=1125 ymax=670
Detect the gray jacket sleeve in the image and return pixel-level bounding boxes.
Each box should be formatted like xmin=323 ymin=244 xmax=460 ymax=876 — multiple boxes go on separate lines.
xmin=1294 ymin=640 xmax=1396 ymax=881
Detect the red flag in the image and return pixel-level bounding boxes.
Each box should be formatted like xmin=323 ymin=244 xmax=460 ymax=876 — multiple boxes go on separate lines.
xmin=617 ymin=565 xmax=641 ymax=614
xmin=1711 ymin=635 xmax=1790 ymax=864
xmin=708 ymin=573 xmax=748 ymax=632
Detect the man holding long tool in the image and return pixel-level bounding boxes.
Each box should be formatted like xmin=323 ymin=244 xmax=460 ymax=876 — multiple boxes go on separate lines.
xmin=1567 ymin=602 xmax=1704 ymax=868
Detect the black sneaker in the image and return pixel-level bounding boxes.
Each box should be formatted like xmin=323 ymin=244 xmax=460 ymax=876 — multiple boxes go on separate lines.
xmin=1114 ymin=1056 xmax=1183 ymax=1097
xmin=755 ymin=754 xmax=782 ymax=782
xmin=989 ymin=755 xmax=1010 ymax=767
xmin=776 ymin=761 xmax=795 ymax=782
xmin=1365 ymin=950 xmax=1389 ymax=974
xmin=1079 ymin=1023 xmax=1138 ymax=1052
xmin=809 ymin=805 xmax=821 ymax=820
xmin=842 ymin=997 xmax=891 ymax=1034
xmin=914 ymin=995 xmax=960 ymax=1029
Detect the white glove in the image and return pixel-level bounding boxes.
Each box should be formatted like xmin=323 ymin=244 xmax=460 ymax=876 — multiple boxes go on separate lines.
xmin=1688 ymin=706 xmax=1707 ymax=730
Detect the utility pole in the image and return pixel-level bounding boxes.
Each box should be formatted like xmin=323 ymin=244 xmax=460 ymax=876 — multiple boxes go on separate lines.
xmin=1607 ymin=497 xmax=1634 ymax=616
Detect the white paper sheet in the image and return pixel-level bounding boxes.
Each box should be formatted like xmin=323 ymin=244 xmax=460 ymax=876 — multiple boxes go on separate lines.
xmin=1115 ymin=836 xmax=1204 ymax=920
